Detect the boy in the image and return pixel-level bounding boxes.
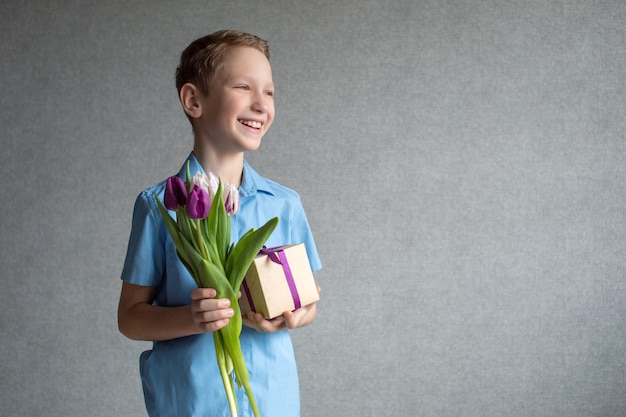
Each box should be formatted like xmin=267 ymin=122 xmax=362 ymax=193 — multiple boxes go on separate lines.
xmin=118 ymin=30 xmax=321 ymax=417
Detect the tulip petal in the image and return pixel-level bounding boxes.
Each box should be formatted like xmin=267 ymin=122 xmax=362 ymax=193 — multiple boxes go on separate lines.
xmin=186 ymin=185 xmax=211 ymax=219
xmin=223 ymin=184 xmax=240 ymax=216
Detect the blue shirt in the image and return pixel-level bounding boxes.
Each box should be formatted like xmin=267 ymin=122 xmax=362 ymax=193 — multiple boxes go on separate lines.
xmin=121 ymin=153 xmax=321 ymax=417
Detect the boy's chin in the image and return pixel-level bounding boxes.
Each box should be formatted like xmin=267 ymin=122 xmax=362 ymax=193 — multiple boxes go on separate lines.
xmin=244 ymin=142 xmax=263 ymax=152
xmin=240 ymin=135 xmax=264 ymax=151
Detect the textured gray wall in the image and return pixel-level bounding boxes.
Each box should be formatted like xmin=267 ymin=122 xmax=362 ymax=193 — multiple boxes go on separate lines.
xmin=1 ymin=1 xmax=624 ymax=416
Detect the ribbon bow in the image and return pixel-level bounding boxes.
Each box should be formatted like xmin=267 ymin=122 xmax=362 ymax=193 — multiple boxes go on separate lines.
xmin=259 ymin=245 xmax=282 ymax=264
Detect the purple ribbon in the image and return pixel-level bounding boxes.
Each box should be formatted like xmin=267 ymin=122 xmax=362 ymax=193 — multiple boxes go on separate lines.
xmin=242 ymin=279 xmax=256 ymax=312
xmin=258 ymin=246 xmax=302 ymax=310
xmin=259 ymin=246 xmax=281 ymax=264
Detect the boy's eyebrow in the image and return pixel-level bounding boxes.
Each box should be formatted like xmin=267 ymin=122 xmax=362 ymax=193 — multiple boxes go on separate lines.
xmin=226 ymin=75 xmax=274 ymax=88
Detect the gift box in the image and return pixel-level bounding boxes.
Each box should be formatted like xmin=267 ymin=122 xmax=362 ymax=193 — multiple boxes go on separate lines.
xmin=240 ymin=243 xmax=319 ymax=319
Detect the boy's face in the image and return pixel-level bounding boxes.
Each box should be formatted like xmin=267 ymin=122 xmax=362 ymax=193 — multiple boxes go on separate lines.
xmin=195 ymin=46 xmax=275 ymax=154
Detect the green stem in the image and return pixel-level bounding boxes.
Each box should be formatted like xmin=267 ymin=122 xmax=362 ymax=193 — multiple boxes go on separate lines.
xmin=214 ymin=332 xmax=238 ymax=417
xmin=243 ymin=379 xmax=261 ymax=417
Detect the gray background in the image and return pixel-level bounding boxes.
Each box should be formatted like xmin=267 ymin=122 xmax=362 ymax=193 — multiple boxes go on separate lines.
xmin=1 ymin=1 xmax=624 ymax=416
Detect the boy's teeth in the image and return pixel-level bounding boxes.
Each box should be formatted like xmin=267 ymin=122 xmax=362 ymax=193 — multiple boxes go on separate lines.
xmin=240 ymin=120 xmax=262 ymax=129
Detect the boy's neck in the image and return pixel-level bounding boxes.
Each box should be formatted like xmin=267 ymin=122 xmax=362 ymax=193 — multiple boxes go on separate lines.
xmin=192 ymin=146 xmax=244 ymax=188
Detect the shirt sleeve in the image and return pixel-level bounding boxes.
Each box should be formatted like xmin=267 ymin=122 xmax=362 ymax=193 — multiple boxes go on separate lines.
xmin=120 ymin=190 xmax=165 ymax=287
xmin=290 ymin=199 xmax=323 ymax=273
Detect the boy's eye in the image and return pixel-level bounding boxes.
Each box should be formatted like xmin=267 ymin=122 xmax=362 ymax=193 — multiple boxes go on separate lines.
xmin=265 ymin=90 xmax=274 ymax=97
xmin=235 ymin=85 xmax=249 ymax=90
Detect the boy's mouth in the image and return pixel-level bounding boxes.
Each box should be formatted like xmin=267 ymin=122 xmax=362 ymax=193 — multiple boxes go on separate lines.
xmin=238 ymin=119 xmax=263 ymax=130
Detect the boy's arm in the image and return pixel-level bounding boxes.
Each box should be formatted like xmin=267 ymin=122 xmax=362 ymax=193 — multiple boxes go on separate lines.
xmin=117 ymin=282 xmax=234 ymax=341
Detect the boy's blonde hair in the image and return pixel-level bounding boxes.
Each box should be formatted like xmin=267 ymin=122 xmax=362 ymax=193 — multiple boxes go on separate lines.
xmin=175 ymin=30 xmax=270 ymax=96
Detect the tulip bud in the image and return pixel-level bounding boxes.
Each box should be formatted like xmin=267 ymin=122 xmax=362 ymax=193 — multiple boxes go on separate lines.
xmin=192 ymin=171 xmax=219 ymax=196
xmin=208 ymin=172 xmax=220 ymax=199
xmin=164 ymin=176 xmax=187 ymax=211
xmin=186 ymin=184 xmax=211 ymax=219
xmin=223 ymin=183 xmax=240 ymax=216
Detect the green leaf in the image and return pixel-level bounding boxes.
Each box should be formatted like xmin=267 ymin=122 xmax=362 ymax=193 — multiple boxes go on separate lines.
xmin=199 ymin=259 xmax=234 ymax=298
xmin=208 ymin=180 xmax=231 ymax=267
xmin=225 ymin=217 xmax=279 ymax=290
xmin=155 ymin=194 xmax=199 ymax=275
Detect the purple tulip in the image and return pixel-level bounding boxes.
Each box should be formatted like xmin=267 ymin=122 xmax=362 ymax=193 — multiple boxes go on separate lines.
xmin=164 ymin=176 xmax=188 ymax=211
xmin=186 ymin=184 xmax=211 ymax=219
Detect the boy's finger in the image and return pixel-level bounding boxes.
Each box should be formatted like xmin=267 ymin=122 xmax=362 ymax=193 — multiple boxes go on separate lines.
xmin=191 ymin=287 xmax=217 ymax=300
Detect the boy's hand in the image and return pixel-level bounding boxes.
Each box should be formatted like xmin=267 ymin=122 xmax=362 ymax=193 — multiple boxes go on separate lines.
xmin=190 ymin=288 xmax=234 ymax=333
xmin=243 ymin=311 xmax=286 ymax=333
xmin=243 ymin=286 xmax=320 ymax=333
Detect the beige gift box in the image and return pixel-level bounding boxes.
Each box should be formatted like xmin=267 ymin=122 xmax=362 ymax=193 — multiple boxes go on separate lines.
xmin=240 ymin=243 xmax=319 ymax=319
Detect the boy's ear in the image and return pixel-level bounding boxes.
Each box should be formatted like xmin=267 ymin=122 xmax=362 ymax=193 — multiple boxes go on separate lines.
xmin=179 ymin=83 xmax=202 ymax=119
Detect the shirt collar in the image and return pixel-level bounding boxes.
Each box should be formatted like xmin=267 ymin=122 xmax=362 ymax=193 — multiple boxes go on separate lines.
xmin=177 ymin=152 xmax=205 ymax=180
xmin=179 ymin=152 xmax=275 ymax=198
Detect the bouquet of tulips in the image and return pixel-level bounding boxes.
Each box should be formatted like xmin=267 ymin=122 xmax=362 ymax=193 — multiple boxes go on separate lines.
xmin=155 ymin=162 xmax=278 ymax=417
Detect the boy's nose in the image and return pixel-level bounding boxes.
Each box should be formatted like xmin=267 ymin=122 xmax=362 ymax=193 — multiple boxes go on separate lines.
xmin=251 ymin=92 xmax=271 ymax=113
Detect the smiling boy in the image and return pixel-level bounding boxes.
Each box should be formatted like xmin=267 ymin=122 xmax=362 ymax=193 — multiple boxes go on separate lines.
xmin=118 ymin=30 xmax=321 ymax=417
